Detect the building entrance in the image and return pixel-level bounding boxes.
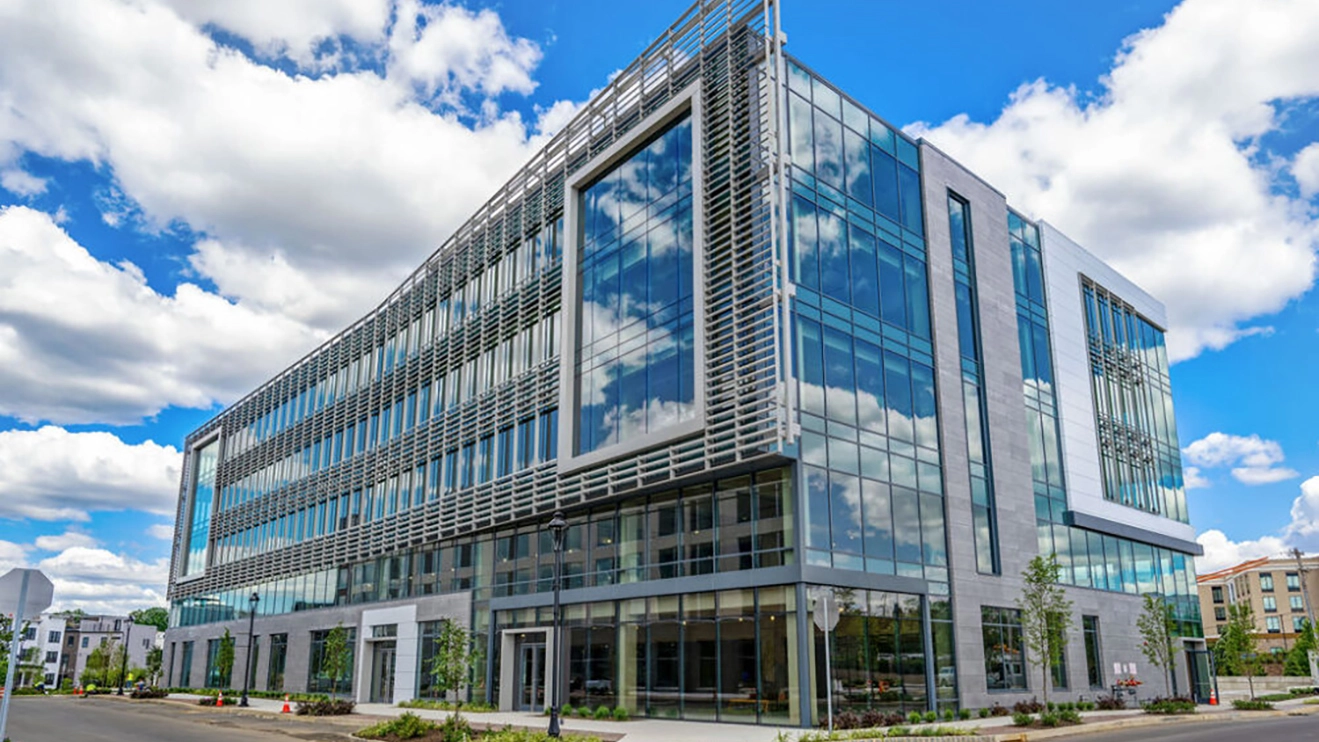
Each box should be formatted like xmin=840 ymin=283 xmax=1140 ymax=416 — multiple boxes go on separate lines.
xmin=516 ymin=638 xmax=547 ymax=712
xmin=371 ymin=641 xmax=397 ymax=704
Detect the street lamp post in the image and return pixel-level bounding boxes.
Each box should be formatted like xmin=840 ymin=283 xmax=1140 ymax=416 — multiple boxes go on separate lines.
xmin=239 ymin=592 xmax=259 ymax=707
xmin=117 ymin=616 xmax=133 ymax=696
xmin=546 ymin=511 xmax=567 ymax=739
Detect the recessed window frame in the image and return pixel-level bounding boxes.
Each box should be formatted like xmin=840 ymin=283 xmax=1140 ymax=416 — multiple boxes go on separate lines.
xmin=557 ymin=84 xmax=707 ymax=474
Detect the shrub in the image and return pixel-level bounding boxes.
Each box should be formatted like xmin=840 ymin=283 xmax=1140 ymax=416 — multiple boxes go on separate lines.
xmin=399 ymin=698 xmax=497 ymax=712
xmin=479 ymin=729 xmax=602 ymax=742
xmin=1141 ymin=697 xmax=1195 ymax=715
xmin=1096 ymin=694 xmax=1126 ymax=711
xmin=957 ymin=708 xmax=971 ymax=720
xmin=921 ymin=711 xmax=937 ymax=723
xmin=1013 ymin=697 xmax=1044 ymax=714
xmin=131 ymin=687 xmax=168 ymax=699
xmin=942 ymin=709 xmax=955 ymax=722
xmin=988 ymin=703 xmax=1010 ymax=716
xmin=1077 ymin=700 xmax=1096 ymax=711
xmin=198 ymin=696 xmax=238 ymax=706
xmin=907 ymin=711 xmax=923 ymax=724
xmin=560 ymin=704 xmax=573 ymax=717
xmin=1045 ymin=702 xmax=1056 ymax=712
xmin=574 ymin=705 xmax=590 ymax=718
xmin=436 ymin=715 xmax=474 ymax=742
xmin=829 ymin=711 xmax=861 ymax=730
xmin=977 ymin=708 xmax=990 ymax=718
xmin=1039 ymin=711 xmax=1060 ymax=727
xmin=357 ymin=713 xmax=438 ymax=740
xmin=1059 ymin=708 xmax=1082 ymax=724
xmin=860 ymin=709 xmax=885 ymax=728
xmin=612 ymin=707 xmax=630 ymax=721
xmin=593 ymin=706 xmax=611 ymax=720
xmin=1012 ymin=711 xmax=1034 ymax=727
xmin=1232 ymin=699 xmax=1274 ymax=711
xmin=1254 ymin=693 xmax=1293 ymax=703
xmin=295 ymin=698 xmax=356 ymax=716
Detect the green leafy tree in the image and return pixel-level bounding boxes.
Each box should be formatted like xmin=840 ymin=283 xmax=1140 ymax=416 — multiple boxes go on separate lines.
xmin=322 ymin=624 xmax=352 ymax=698
xmin=145 ymin=646 xmax=164 ymax=685
xmin=81 ymin=639 xmax=123 ymax=687
xmin=1284 ymin=620 xmax=1317 ymax=677
xmin=216 ymin=628 xmax=236 ymax=688
xmin=429 ymin=619 xmax=476 ymax=711
xmin=1016 ymin=554 xmax=1073 ymax=704
xmin=1137 ymin=594 xmax=1181 ymax=697
xmin=129 ymin=607 xmax=169 ymax=633
xmin=1213 ymin=603 xmax=1261 ymax=696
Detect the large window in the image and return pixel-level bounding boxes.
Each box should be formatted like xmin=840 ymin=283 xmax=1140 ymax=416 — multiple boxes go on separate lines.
xmin=179 ymin=641 xmax=194 ymax=687
xmin=1263 ymin=596 xmax=1277 ymax=613
xmin=204 ymin=637 xmax=230 ymax=688
xmin=1211 ymin=586 xmax=1224 ymax=603
xmin=1287 ymin=573 xmax=1301 ymax=591
xmin=267 ymin=634 xmax=287 ymax=692
xmin=576 ymin=113 xmax=695 ymax=456
xmin=1266 ymin=616 xmax=1282 ymax=634
xmin=183 ymin=439 xmax=219 ymax=576
xmin=1260 ymin=573 xmax=1274 ymax=591
xmin=948 ymin=191 xmax=999 ymax=575
xmin=308 ymin=628 xmax=356 ymax=694
xmin=1291 ymin=596 xmax=1305 ymax=612
xmin=982 ymin=606 xmax=1026 ymax=691
xmin=1082 ymin=616 xmax=1103 ymax=689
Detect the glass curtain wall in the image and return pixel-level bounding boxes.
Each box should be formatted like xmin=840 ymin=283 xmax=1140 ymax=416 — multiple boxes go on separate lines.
xmin=183 ymin=440 xmax=219 ymax=576
xmin=1008 ymin=212 xmax=1200 ymax=637
xmin=576 ymin=113 xmax=696 ymax=455
xmin=1081 ymin=279 xmax=1187 ymax=522
xmin=307 ymin=628 xmax=357 ymax=695
xmin=496 ymin=586 xmax=798 ymax=726
xmin=811 ymin=588 xmax=928 ymax=721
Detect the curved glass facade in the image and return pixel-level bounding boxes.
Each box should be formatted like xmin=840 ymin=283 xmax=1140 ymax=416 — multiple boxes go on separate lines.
xmin=576 ymin=115 xmax=696 ymax=455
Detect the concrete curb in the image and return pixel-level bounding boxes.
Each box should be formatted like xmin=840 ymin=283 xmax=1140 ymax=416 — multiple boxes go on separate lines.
xmin=1014 ymin=704 xmax=1319 ymax=739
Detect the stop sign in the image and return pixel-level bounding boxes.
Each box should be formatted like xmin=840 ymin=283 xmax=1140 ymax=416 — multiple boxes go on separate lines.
xmin=0 ymin=569 xmax=54 ymax=620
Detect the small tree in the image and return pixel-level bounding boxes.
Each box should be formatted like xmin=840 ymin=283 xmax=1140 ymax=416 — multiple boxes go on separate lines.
xmin=1137 ymin=594 xmax=1181 ymax=697
xmin=1214 ymin=603 xmax=1261 ymax=697
xmin=1285 ymin=620 xmax=1317 ymax=677
xmin=1016 ymin=554 xmax=1073 ymax=704
xmin=322 ymin=623 xmax=352 ymax=698
xmin=429 ymin=619 xmax=475 ymax=710
xmin=145 ymin=646 xmax=164 ymax=686
xmin=216 ymin=628 xmax=236 ymax=688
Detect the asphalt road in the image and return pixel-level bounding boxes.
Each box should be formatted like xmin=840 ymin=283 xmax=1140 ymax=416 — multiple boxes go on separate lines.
xmin=1077 ymin=714 xmax=1319 ymax=741
xmin=2 ymin=695 xmax=356 ymax=742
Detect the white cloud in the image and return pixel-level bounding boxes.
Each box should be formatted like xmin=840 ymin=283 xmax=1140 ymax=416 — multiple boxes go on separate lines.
xmin=0 ymin=542 xmax=166 ymax=614
xmin=1183 ymin=466 xmax=1211 ymax=490
xmin=0 ymin=168 xmax=45 ymax=196
xmin=36 ymin=547 xmax=169 ymax=615
xmin=159 ymin=0 xmax=391 ymax=69
xmin=0 ymin=206 xmax=323 ymax=423
xmin=0 ymin=426 xmax=181 ymax=521
xmin=33 ymin=531 xmax=98 ymax=552
xmin=908 ymin=0 xmax=1319 ymax=361
xmin=1197 ymin=476 xmax=1319 ymax=573
xmin=0 ymin=0 xmax=567 ymax=349
xmin=146 ymin=524 xmax=176 ymax=541
xmin=1295 ymin=143 xmax=1319 ymax=198
xmin=1182 ymin=432 xmax=1298 ymax=485
xmin=1195 ymin=529 xmax=1287 ymax=573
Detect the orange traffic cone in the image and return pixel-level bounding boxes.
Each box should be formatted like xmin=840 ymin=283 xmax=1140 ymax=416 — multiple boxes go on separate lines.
xmin=216 ymin=691 xmax=224 ymax=707
xmin=1209 ymin=687 xmax=1218 ymax=706
xmin=281 ymin=694 xmax=291 ymax=714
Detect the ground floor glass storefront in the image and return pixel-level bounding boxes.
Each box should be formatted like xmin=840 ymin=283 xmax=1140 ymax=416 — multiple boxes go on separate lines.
xmin=490 ymin=583 xmax=944 ymax=726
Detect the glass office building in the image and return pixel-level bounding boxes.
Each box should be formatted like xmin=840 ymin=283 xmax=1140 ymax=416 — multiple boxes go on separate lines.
xmin=165 ymin=0 xmax=1206 ymax=724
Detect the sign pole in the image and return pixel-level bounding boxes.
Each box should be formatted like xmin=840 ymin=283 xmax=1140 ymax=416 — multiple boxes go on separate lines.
xmin=0 ymin=570 xmax=31 ymax=742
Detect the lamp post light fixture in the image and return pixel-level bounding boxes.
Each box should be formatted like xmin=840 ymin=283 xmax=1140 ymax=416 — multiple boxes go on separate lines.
xmin=239 ymin=592 xmax=260 ymax=707
xmin=117 ymin=616 xmax=133 ymax=696
xmin=547 ymin=511 xmax=568 ymax=738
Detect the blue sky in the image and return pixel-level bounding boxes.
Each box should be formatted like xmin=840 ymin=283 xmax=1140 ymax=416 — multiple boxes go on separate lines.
xmin=0 ymin=0 xmax=1315 ymax=612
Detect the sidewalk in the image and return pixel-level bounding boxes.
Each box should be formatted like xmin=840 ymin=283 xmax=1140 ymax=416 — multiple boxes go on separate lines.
xmin=161 ymin=693 xmax=1319 ymax=742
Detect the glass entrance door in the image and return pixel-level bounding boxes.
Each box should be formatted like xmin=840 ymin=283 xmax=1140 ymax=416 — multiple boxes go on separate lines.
xmin=371 ymin=641 xmax=397 ymax=704
xmin=1186 ymin=648 xmax=1215 ymax=704
xmin=517 ymin=640 xmax=546 ymax=712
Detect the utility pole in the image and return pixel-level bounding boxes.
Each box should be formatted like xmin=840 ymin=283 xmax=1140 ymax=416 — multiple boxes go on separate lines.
xmin=1292 ymin=548 xmax=1316 ymax=630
